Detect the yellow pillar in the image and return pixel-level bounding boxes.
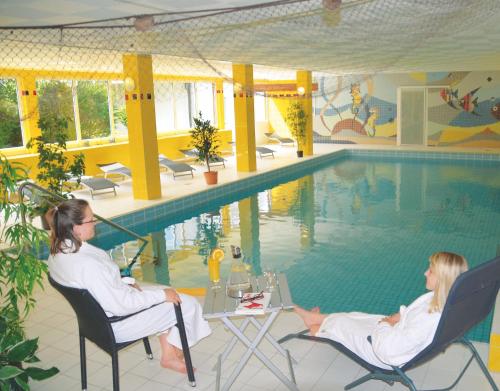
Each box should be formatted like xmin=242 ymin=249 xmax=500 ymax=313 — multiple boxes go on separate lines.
xmin=490 ymin=334 xmax=500 ymax=371
xmin=122 ymin=54 xmax=161 ymax=200
xmin=297 ymin=70 xmax=313 ymax=156
xmin=298 ymin=175 xmax=315 ymax=250
xmin=232 ymin=64 xmax=256 ymax=172
xmin=238 ymin=195 xmax=262 ymax=275
xmin=215 ymin=79 xmax=225 ymax=130
xmin=18 ymin=75 xmax=41 ymax=149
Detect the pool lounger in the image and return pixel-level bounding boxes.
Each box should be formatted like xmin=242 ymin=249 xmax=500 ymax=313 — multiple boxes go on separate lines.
xmin=256 ymin=146 xmax=275 ymax=159
xmin=264 ymin=132 xmax=295 ymax=146
xmin=179 ymin=149 xmax=226 ymax=168
xmin=97 ymin=162 xmax=132 ymax=179
xmin=158 ymin=154 xmax=196 ymax=179
xmin=278 ymin=255 xmax=500 ymax=391
xmin=81 ymin=177 xmax=119 ymax=199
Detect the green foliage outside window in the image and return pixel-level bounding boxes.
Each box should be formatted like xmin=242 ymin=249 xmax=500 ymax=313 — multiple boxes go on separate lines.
xmin=37 ymin=80 xmax=76 ymax=142
xmin=0 ymin=79 xmax=22 ymax=149
xmin=77 ymin=80 xmax=111 ymax=139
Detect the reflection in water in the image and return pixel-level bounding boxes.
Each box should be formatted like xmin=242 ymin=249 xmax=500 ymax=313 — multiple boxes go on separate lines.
xmin=106 ymin=158 xmax=500 ymax=342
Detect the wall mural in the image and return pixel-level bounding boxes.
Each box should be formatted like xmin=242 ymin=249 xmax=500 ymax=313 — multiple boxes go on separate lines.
xmin=314 ymin=71 xmax=500 ymax=148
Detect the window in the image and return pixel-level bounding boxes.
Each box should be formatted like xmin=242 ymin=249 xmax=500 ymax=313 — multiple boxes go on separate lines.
xmin=173 ymin=82 xmax=193 ymax=130
xmin=154 ymin=82 xmax=175 ymax=132
xmin=223 ymin=82 xmax=235 ymax=131
xmin=76 ymin=80 xmax=111 ymax=139
xmin=109 ymin=81 xmax=127 ymax=137
xmin=194 ymin=82 xmax=215 ymax=124
xmin=36 ymin=80 xmax=77 ymax=142
xmin=0 ymin=78 xmax=22 ymax=148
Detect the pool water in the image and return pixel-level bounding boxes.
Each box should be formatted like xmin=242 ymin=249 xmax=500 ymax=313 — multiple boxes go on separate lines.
xmin=98 ymin=156 xmax=500 ymax=342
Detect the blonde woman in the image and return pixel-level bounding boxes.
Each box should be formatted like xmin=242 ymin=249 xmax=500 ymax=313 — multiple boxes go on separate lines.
xmin=294 ymin=252 xmax=468 ymax=369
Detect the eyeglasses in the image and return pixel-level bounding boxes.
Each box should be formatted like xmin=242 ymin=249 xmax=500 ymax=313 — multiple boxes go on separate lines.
xmin=240 ymin=291 xmax=264 ymax=303
xmin=80 ymin=218 xmax=99 ymax=225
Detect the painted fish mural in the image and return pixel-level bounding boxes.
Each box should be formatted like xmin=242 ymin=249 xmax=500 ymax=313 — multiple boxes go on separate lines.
xmin=440 ymin=88 xmax=459 ymax=109
xmin=490 ymin=103 xmax=500 ymax=120
xmin=458 ymin=87 xmax=480 ymax=116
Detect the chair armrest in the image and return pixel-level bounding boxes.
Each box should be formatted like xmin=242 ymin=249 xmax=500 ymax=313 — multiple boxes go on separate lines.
xmin=108 ymin=302 xmax=165 ymax=323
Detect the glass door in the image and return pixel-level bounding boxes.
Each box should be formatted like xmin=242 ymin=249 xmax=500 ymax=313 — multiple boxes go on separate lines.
xmin=397 ymin=87 xmax=426 ymax=146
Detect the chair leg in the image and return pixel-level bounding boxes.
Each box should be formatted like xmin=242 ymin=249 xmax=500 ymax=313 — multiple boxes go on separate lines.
xmin=111 ymin=351 xmax=120 ymax=391
xmin=174 ymin=303 xmax=196 ymax=387
xmin=79 ymin=336 xmax=87 ymax=391
xmin=143 ymin=337 xmax=153 ymax=360
xmin=462 ymin=339 xmax=499 ymax=391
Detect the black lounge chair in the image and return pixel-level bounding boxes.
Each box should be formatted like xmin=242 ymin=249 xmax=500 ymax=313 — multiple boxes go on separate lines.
xmin=97 ymin=162 xmax=132 ymax=180
xmin=279 ymin=256 xmax=500 ymax=391
xmin=158 ymin=154 xmax=195 ymax=179
xmin=179 ymin=149 xmax=226 ymax=168
xmin=48 ymin=275 xmax=196 ymax=390
xmin=80 ymin=177 xmax=119 ymax=199
xmin=256 ymin=146 xmax=275 ymax=159
xmin=264 ymin=132 xmax=295 ymax=146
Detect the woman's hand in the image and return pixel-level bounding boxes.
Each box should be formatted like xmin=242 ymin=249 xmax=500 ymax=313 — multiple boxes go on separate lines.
xmin=379 ymin=312 xmax=400 ymax=326
xmin=164 ymin=288 xmax=181 ymax=304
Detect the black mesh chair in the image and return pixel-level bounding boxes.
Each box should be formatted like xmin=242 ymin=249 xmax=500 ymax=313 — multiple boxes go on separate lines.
xmin=48 ymin=275 xmax=196 ymax=391
xmin=279 ymin=256 xmax=500 ymax=391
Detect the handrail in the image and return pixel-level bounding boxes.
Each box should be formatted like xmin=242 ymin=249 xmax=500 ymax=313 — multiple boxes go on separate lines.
xmin=18 ymin=181 xmax=148 ymax=274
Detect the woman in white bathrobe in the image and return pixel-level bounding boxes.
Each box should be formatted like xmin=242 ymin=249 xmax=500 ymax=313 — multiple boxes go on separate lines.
xmin=47 ymin=199 xmax=211 ymax=373
xmin=294 ymin=252 xmax=468 ymax=369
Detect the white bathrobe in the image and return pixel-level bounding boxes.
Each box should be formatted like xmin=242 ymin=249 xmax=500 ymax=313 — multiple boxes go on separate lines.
xmin=316 ymin=292 xmax=440 ymax=369
xmin=48 ymin=242 xmax=211 ymax=347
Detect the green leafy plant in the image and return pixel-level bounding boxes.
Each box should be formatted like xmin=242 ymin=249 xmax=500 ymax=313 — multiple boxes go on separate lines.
xmin=189 ymin=112 xmax=220 ymax=172
xmin=285 ymin=101 xmax=308 ymax=153
xmin=26 ymin=113 xmax=85 ymax=217
xmin=0 ymin=155 xmax=58 ymax=390
xmin=0 ymin=315 xmax=59 ymax=391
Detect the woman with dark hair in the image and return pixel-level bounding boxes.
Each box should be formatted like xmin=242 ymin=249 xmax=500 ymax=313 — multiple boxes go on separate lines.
xmin=294 ymin=252 xmax=468 ymax=369
xmin=48 ymin=199 xmax=211 ymax=373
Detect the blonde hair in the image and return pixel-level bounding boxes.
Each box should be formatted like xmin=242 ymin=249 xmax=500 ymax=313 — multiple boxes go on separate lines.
xmin=428 ymin=252 xmax=468 ymax=313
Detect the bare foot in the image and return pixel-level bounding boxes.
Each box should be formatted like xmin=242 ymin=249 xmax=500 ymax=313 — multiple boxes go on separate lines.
xmin=160 ymin=358 xmax=188 ymax=373
xmin=293 ymin=305 xmax=326 ymax=329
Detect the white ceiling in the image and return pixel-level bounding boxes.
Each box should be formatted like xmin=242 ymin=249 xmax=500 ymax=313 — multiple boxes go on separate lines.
xmin=1 ymin=0 xmax=500 ymax=76
xmin=0 ymin=0 xmax=274 ymax=27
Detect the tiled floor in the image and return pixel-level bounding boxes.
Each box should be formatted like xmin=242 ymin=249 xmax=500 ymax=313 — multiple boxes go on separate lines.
xmin=27 ymin=276 xmax=499 ymax=391
xmin=17 ymin=143 xmax=500 ymax=389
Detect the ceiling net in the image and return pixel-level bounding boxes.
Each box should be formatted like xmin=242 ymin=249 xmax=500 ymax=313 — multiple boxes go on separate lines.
xmin=1 ymin=0 xmax=500 ymax=97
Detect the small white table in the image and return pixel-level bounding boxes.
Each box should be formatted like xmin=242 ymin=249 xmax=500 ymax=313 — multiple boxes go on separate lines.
xmin=203 ymin=273 xmax=298 ymax=391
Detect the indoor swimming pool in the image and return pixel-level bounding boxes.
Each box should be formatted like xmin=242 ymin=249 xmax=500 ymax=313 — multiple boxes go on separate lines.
xmin=93 ymin=153 xmax=500 ymax=342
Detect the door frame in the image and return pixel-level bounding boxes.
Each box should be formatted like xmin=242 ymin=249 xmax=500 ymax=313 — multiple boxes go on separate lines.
xmin=397 ymin=85 xmax=448 ymax=146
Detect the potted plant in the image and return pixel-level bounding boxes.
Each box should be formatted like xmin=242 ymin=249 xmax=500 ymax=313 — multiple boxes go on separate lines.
xmin=27 ymin=114 xmax=85 ymax=228
xmin=0 ymin=154 xmax=59 ymax=390
xmin=189 ymin=112 xmax=220 ymax=185
xmin=285 ymin=101 xmax=308 ymax=158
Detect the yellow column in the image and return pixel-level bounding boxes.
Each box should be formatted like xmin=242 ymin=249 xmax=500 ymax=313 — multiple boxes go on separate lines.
xmin=123 ymin=54 xmax=161 ymax=200
xmin=297 ymin=70 xmax=313 ymax=156
xmin=215 ymin=79 xmax=225 ymax=130
xmin=18 ymin=74 xmax=41 ymax=149
xmin=298 ymin=175 xmax=315 ymax=249
xmin=232 ymin=64 xmax=256 ymax=172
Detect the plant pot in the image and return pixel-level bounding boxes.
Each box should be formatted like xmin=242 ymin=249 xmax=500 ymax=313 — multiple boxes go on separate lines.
xmin=296 ymin=150 xmax=304 ymax=158
xmin=204 ymin=171 xmax=218 ymax=185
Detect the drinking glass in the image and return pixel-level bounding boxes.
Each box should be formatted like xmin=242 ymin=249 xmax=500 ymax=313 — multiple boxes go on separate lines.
xmin=208 ymin=248 xmax=224 ymax=290
xmin=263 ymin=269 xmax=276 ymax=291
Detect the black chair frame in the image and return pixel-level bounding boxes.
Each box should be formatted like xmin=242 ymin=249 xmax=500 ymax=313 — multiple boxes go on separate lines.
xmin=279 ymin=256 xmax=500 ymax=391
xmin=49 ymin=275 xmax=196 ymax=391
